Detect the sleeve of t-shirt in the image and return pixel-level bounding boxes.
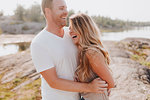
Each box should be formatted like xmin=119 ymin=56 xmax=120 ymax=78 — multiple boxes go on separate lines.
xmin=30 ymin=42 xmax=55 ymax=73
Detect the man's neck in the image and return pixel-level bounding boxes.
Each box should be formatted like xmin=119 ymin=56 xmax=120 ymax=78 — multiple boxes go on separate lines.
xmin=46 ymin=23 xmax=64 ymax=38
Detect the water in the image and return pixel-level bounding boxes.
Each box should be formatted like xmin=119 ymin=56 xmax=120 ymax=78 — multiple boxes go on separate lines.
xmin=0 ymin=44 xmax=19 ymax=56
xmin=101 ymin=27 xmax=150 ymax=41
xmin=0 ymin=42 xmax=30 ymax=57
xmin=0 ymin=27 xmax=150 ymax=57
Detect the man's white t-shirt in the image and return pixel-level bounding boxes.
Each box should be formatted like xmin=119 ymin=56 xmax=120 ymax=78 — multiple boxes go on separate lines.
xmin=30 ymin=27 xmax=80 ymax=100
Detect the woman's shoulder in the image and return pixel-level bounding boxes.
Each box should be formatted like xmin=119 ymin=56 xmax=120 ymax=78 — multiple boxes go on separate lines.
xmin=85 ymin=46 xmax=104 ymax=60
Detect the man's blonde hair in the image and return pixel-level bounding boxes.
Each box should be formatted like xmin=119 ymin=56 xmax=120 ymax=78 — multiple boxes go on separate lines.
xmin=41 ymin=0 xmax=53 ymax=14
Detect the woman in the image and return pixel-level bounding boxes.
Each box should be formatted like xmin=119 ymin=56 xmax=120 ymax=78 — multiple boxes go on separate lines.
xmin=69 ymin=13 xmax=115 ymax=100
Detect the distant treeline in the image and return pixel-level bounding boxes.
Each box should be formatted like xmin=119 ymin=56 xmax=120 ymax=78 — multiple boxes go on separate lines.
xmin=1 ymin=4 xmax=150 ymax=32
xmin=91 ymin=15 xmax=150 ymax=32
xmin=67 ymin=10 xmax=150 ymax=32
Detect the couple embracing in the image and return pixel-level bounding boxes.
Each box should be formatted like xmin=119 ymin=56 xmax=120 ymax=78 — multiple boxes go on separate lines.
xmin=30 ymin=0 xmax=115 ymax=100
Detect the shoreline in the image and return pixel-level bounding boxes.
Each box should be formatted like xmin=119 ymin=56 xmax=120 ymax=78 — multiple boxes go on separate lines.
xmin=0 ymin=35 xmax=150 ymax=100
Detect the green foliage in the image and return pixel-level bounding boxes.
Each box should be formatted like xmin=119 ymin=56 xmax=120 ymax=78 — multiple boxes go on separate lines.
xmin=140 ymin=61 xmax=150 ymax=68
xmin=131 ymin=53 xmax=147 ymax=61
xmin=20 ymin=78 xmax=41 ymax=100
xmin=147 ymin=94 xmax=150 ymax=100
xmin=65 ymin=9 xmax=146 ymax=32
xmin=18 ymin=42 xmax=30 ymax=51
xmin=0 ymin=10 xmax=3 ymax=17
xmin=131 ymin=54 xmax=141 ymax=60
xmin=92 ymin=15 xmax=128 ymax=30
xmin=66 ymin=9 xmax=75 ymax=26
xmin=14 ymin=5 xmax=26 ymax=21
xmin=0 ymin=76 xmax=17 ymax=99
xmin=12 ymin=78 xmax=22 ymax=86
xmin=14 ymin=4 xmax=44 ymax=22
xmin=24 ymin=3 xmax=44 ymax=22
xmin=0 ymin=27 xmax=3 ymax=35
xmin=0 ymin=72 xmax=41 ymax=100
xmin=131 ymin=51 xmax=150 ymax=68
xmin=13 ymin=7 xmax=150 ymax=31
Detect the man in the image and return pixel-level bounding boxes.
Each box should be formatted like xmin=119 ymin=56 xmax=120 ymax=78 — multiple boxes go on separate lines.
xmin=30 ymin=0 xmax=110 ymax=100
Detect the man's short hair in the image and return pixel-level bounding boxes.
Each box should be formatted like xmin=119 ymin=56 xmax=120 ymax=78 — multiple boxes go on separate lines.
xmin=41 ymin=0 xmax=53 ymax=15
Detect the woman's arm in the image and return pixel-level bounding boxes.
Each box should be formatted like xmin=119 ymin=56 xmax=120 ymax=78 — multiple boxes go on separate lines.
xmin=85 ymin=49 xmax=115 ymax=89
xmin=40 ymin=67 xmax=108 ymax=93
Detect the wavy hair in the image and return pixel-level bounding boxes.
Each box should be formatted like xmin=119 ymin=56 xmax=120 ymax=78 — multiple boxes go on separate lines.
xmin=69 ymin=13 xmax=112 ymax=82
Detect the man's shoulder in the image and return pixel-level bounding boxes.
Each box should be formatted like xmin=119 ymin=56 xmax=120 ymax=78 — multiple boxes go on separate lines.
xmin=31 ymin=30 xmax=47 ymax=47
xmin=32 ymin=29 xmax=47 ymax=44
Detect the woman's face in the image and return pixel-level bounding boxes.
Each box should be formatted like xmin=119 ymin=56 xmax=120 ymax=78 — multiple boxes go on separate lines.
xmin=69 ymin=25 xmax=80 ymax=45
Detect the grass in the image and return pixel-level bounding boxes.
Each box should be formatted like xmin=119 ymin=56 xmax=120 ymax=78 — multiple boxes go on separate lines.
xmin=18 ymin=78 xmax=41 ymax=100
xmin=0 ymin=27 xmax=2 ymax=35
xmin=127 ymin=41 xmax=150 ymax=68
xmin=147 ymin=94 xmax=150 ymax=100
xmin=0 ymin=74 xmax=16 ymax=100
xmin=131 ymin=54 xmax=150 ymax=68
xmin=140 ymin=61 xmax=150 ymax=68
xmin=0 ymin=72 xmax=41 ymax=100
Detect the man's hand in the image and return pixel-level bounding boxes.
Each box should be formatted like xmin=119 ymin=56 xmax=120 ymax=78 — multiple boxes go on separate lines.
xmin=87 ymin=78 xmax=108 ymax=93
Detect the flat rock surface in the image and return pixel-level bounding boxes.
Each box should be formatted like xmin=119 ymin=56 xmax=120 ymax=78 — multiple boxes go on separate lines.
xmin=0 ymin=35 xmax=150 ymax=100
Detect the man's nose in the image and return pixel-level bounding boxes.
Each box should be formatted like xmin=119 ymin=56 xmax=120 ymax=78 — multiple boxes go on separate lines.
xmin=64 ymin=8 xmax=68 ymax=16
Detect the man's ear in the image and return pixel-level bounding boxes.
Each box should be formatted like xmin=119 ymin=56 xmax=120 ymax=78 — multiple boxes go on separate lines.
xmin=45 ymin=8 xmax=51 ymax=16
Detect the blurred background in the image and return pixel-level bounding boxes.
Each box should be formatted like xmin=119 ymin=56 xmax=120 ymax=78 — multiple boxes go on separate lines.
xmin=0 ymin=0 xmax=150 ymax=100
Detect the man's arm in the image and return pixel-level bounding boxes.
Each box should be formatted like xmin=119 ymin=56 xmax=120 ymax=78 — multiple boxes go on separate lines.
xmin=40 ymin=67 xmax=108 ymax=93
xmin=31 ymin=42 xmax=108 ymax=93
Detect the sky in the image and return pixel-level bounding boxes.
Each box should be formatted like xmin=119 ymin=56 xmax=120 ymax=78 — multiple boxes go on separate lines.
xmin=0 ymin=0 xmax=150 ymax=22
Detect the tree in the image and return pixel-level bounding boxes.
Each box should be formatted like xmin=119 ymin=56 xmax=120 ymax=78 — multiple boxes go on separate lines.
xmin=14 ymin=5 xmax=25 ymax=21
xmin=25 ymin=3 xmax=44 ymax=22
xmin=66 ymin=9 xmax=75 ymax=26
xmin=0 ymin=10 xmax=3 ymax=17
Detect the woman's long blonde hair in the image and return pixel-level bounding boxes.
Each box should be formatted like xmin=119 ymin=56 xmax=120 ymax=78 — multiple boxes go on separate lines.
xmin=69 ymin=13 xmax=111 ymax=82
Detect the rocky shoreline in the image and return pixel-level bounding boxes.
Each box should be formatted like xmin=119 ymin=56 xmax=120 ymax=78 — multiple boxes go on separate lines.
xmin=103 ymin=38 xmax=150 ymax=100
xmin=0 ymin=35 xmax=150 ymax=100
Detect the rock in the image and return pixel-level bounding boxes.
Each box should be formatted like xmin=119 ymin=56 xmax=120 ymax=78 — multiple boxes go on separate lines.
xmin=109 ymin=50 xmax=130 ymax=58
xmin=121 ymin=38 xmax=150 ymax=45
xmin=0 ymin=35 xmax=150 ymax=100
xmin=146 ymin=56 xmax=150 ymax=62
xmin=0 ymin=49 xmax=39 ymax=84
xmin=103 ymin=38 xmax=150 ymax=100
xmin=0 ymin=34 xmax=35 ymax=44
xmin=120 ymin=38 xmax=150 ymax=50
xmin=111 ymin=57 xmax=139 ymax=65
xmin=11 ymin=74 xmax=40 ymax=91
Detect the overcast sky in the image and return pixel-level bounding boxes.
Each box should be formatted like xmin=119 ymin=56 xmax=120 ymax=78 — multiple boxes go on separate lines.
xmin=0 ymin=0 xmax=150 ymax=22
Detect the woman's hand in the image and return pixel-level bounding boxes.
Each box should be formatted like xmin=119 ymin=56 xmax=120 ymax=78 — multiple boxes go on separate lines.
xmin=107 ymin=88 xmax=111 ymax=96
xmin=87 ymin=78 xmax=108 ymax=93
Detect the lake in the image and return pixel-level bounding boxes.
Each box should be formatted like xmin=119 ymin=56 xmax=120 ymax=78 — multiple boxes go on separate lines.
xmin=0 ymin=26 xmax=150 ymax=57
xmin=0 ymin=42 xmax=30 ymax=57
xmin=0 ymin=44 xmax=19 ymax=56
xmin=102 ymin=27 xmax=150 ymax=41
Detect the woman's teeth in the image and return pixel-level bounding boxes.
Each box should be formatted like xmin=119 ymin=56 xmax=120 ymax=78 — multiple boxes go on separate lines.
xmin=72 ymin=35 xmax=77 ymax=38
